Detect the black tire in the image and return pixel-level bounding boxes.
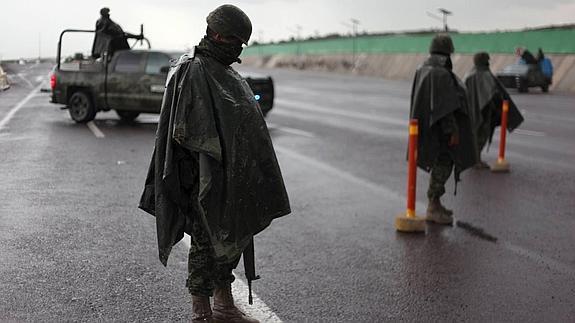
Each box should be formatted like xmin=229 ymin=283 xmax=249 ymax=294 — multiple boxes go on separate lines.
xmin=68 ymin=91 xmax=96 ymax=123
xmin=517 ymin=79 xmax=528 ymax=93
xmin=116 ymin=110 xmax=140 ymax=122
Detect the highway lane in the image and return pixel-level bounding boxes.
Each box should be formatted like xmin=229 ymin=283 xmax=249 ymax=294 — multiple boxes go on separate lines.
xmin=0 ymin=62 xmax=574 ymax=321
xmin=240 ymin=66 xmax=575 ymax=264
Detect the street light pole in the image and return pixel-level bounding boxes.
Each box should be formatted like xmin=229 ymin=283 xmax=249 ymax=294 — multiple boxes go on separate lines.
xmin=288 ymin=25 xmax=303 ymax=55
xmin=342 ymin=19 xmax=360 ymax=69
xmin=426 ymin=8 xmax=453 ymax=32
xmin=258 ymin=30 xmax=264 ymax=57
xmin=351 ymin=18 xmax=360 ymax=68
xmin=438 ymin=8 xmax=452 ymax=32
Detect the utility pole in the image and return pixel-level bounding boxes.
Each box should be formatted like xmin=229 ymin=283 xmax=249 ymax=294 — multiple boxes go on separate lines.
xmin=351 ymin=18 xmax=360 ymax=68
xmin=295 ymin=24 xmax=302 ymax=41
xmin=38 ymin=32 xmax=42 ymax=63
xmin=288 ymin=25 xmax=303 ymax=55
xmin=342 ymin=18 xmax=361 ymax=69
xmin=258 ymin=30 xmax=264 ymax=57
xmin=427 ymin=8 xmax=452 ymax=32
xmin=438 ymin=8 xmax=452 ymax=32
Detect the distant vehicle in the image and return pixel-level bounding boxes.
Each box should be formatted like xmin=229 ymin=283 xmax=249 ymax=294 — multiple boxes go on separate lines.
xmin=495 ymin=63 xmax=551 ymax=93
xmin=50 ymin=29 xmax=275 ymax=123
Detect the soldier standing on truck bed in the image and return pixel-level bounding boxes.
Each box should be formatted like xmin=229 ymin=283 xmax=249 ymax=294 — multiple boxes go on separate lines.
xmin=409 ymin=34 xmax=477 ymax=225
xmin=91 ymin=7 xmax=142 ymax=59
xmin=138 ymin=4 xmax=291 ymax=323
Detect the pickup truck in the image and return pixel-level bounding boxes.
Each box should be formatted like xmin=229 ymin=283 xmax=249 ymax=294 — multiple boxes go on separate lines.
xmin=50 ymin=30 xmax=275 ymax=123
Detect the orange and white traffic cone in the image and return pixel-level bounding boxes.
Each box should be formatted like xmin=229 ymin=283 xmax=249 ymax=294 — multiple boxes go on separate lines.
xmin=395 ymin=119 xmax=426 ymax=233
xmin=491 ymin=100 xmax=511 ymax=173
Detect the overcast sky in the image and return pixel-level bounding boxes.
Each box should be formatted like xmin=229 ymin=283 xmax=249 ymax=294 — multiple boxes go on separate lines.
xmin=1 ymin=0 xmax=574 ymax=59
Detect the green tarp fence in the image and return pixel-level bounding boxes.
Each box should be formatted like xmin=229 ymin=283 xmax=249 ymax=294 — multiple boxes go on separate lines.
xmin=243 ymin=29 xmax=575 ymax=56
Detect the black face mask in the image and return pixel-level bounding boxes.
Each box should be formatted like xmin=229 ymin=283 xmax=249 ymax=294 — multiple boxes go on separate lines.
xmin=196 ymin=36 xmax=243 ymax=66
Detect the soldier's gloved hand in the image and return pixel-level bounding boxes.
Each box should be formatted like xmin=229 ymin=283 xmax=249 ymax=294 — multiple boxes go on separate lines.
xmin=448 ymin=132 xmax=460 ymax=147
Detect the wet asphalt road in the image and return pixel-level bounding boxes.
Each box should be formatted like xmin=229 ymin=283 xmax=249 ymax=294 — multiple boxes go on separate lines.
xmin=0 ymin=61 xmax=574 ymax=322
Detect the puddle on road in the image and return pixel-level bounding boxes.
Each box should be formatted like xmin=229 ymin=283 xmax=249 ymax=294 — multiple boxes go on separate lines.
xmin=455 ymin=220 xmax=498 ymax=243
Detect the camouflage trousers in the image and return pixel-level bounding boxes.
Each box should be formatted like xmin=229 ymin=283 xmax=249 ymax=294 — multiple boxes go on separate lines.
xmin=186 ymin=217 xmax=241 ymax=297
xmin=427 ymin=150 xmax=454 ymax=199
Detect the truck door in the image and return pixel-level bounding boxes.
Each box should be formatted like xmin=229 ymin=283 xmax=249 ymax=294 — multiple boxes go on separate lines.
xmin=106 ymin=50 xmax=147 ymax=111
xmin=140 ymin=52 xmax=171 ymax=113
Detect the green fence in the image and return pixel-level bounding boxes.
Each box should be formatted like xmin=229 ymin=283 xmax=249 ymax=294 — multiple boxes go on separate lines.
xmin=243 ymin=28 xmax=575 ymax=56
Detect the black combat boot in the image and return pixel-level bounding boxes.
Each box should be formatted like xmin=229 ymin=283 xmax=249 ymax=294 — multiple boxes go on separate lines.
xmin=474 ymin=160 xmax=490 ymax=169
xmin=192 ymin=295 xmax=213 ymax=322
xmin=212 ymin=284 xmax=259 ymax=323
xmin=426 ymin=198 xmax=453 ymax=225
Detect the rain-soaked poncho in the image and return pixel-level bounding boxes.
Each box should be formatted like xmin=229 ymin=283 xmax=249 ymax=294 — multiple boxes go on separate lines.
xmin=139 ymin=51 xmax=291 ymax=266
xmin=91 ymin=17 xmax=130 ymax=59
xmin=409 ymin=54 xmax=477 ymax=177
xmin=464 ymin=66 xmax=524 ymax=145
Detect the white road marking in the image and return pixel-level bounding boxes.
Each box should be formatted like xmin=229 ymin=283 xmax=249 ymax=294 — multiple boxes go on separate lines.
xmin=0 ymin=135 xmax=30 ymax=142
xmin=0 ymin=83 xmax=43 ymax=130
xmin=86 ymin=121 xmax=105 ymax=138
xmin=272 ymin=108 xmax=406 ymax=139
xmin=275 ymin=98 xmax=407 ymax=127
xmin=181 ymin=235 xmax=283 ymax=323
xmin=502 ymin=242 xmax=575 ymax=277
xmin=266 ymin=122 xmax=315 ymax=138
xmin=35 ymin=76 xmax=44 ymax=83
xmin=275 ymin=145 xmax=408 ymax=203
xmin=16 ymin=73 xmax=34 ymax=88
xmin=514 ymin=129 xmax=546 ymax=137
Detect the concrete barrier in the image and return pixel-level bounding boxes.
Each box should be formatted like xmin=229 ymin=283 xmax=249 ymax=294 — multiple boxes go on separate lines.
xmin=0 ymin=65 xmax=10 ymax=91
xmin=242 ymin=53 xmax=575 ymax=94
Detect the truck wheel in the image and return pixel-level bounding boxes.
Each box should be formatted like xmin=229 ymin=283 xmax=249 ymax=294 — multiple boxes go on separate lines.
xmin=68 ymin=91 xmax=96 ymax=123
xmin=116 ymin=110 xmax=140 ymax=122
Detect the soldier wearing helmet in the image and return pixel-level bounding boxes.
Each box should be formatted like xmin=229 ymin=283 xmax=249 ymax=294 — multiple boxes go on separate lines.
xmin=139 ymin=5 xmax=290 ymax=323
xmin=408 ymin=34 xmax=477 ymax=225
xmin=464 ymin=52 xmax=524 ymax=169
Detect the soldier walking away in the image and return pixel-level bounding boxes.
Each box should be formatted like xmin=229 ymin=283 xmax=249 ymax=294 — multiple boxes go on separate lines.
xmin=139 ymin=4 xmax=290 ymax=323
xmin=464 ymin=52 xmax=524 ymax=169
xmin=409 ymin=34 xmax=477 ymax=225
xmin=91 ymin=7 xmax=142 ymax=59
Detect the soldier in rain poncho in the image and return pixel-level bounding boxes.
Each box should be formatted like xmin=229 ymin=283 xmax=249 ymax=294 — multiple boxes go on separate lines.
xmin=409 ymin=34 xmax=477 ymax=225
xmin=464 ymin=52 xmax=524 ymax=168
xmin=139 ymin=5 xmax=290 ymax=322
xmin=91 ymin=7 xmax=142 ymax=59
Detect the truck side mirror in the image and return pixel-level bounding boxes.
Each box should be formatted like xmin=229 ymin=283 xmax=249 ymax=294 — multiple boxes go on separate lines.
xmin=160 ymin=66 xmax=170 ymax=74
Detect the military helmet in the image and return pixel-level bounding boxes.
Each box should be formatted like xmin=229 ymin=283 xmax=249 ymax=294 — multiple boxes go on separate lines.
xmin=206 ymin=4 xmax=252 ymax=45
xmin=429 ymin=34 xmax=454 ymax=55
xmin=100 ymin=7 xmax=110 ymax=16
xmin=473 ymin=52 xmax=490 ymax=67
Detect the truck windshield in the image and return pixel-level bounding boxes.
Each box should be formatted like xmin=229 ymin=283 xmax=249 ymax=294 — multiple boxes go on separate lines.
xmin=146 ymin=52 xmax=170 ymax=74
